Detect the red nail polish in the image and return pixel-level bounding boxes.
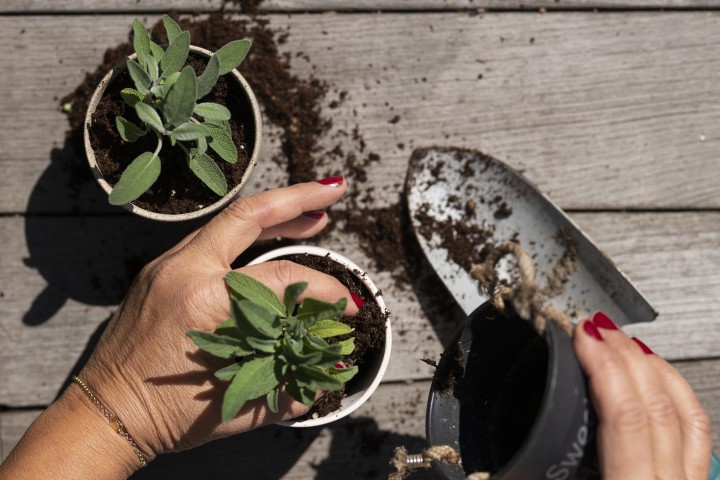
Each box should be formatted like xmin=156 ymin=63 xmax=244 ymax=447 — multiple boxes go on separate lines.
xmin=632 ymin=337 xmax=654 ymax=355
xmin=592 ymin=311 xmax=617 ymax=330
xmin=350 ymin=292 xmax=366 ymax=309
xmin=302 ymin=210 xmax=325 ymax=220
xmin=318 ymin=175 xmax=344 ymax=187
xmin=334 ymin=362 xmax=345 ymax=369
xmin=583 ymin=321 xmax=603 ymax=341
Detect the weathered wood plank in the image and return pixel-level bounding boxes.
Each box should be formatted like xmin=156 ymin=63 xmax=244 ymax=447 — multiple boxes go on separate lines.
xmin=1 ymin=212 xmax=719 ymax=406
xmin=3 ymin=366 xmax=719 ymax=474
xmin=0 ymin=1 xmax=717 ymax=13
xmin=2 ymin=13 xmax=720 ymax=212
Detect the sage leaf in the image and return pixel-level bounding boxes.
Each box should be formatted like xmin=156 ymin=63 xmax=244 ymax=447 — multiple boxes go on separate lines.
xmin=186 ymin=330 xmax=252 ymax=359
xmin=232 ymin=299 xmax=282 ymax=339
xmin=163 ymin=66 xmax=197 ymax=127
xmin=162 ymin=14 xmax=183 ymax=43
xmin=215 ymin=39 xmax=252 ymax=75
xmin=266 ymin=388 xmax=280 ymax=414
xmin=163 ymin=71 xmax=181 ymax=91
xmin=327 ymin=365 xmax=359 ymax=384
xmin=149 ymin=40 xmax=165 ymax=61
xmin=284 ymin=338 xmax=322 ymax=365
xmin=197 ymin=135 xmax=208 ymax=155
xmin=196 ymin=54 xmax=220 ymax=99
xmin=120 ymin=88 xmax=143 ymax=108
xmin=194 ymin=102 xmax=231 ymax=122
xmin=214 ymin=362 xmax=242 ymax=381
xmin=297 ymin=298 xmax=343 ymax=328
xmin=307 ymin=319 xmax=353 ymax=339
xmin=226 ymin=272 xmax=286 ymax=318
xmin=188 ymin=149 xmax=227 ymax=196
xmin=147 ymin=55 xmax=159 ymax=82
xmin=160 ymin=31 xmax=190 ymax=77
xmin=127 ymin=59 xmax=151 ymax=95
xmin=336 ymin=338 xmax=355 ymax=355
xmin=215 ymin=318 xmax=240 ymax=338
xmin=115 ymin=116 xmax=146 ymax=143
xmin=205 ymin=121 xmax=237 ymax=164
xmin=283 ymin=282 xmax=308 ymax=316
xmin=108 ymin=152 xmax=160 ymax=205
xmin=150 ymin=85 xmax=164 ymax=98
xmin=245 ymin=336 xmax=277 ymax=353
xmin=132 ymin=19 xmax=152 ymax=68
xmin=285 ymin=376 xmax=316 ymax=406
xmin=296 ymin=365 xmax=344 ymax=392
xmin=135 ymin=103 xmax=164 ymax=133
xmin=304 ymin=337 xmax=343 ymax=361
xmin=172 ymin=122 xmax=211 ymax=141
xmin=222 ymin=355 xmax=281 ymax=423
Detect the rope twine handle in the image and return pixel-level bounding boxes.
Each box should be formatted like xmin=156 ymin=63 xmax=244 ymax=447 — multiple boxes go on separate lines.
xmin=469 ymin=242 xmax=573 ymax=336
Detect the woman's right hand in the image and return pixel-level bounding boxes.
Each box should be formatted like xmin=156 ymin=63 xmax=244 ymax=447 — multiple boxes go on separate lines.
xmin=574 ymin=312 xmax=714 ymax=479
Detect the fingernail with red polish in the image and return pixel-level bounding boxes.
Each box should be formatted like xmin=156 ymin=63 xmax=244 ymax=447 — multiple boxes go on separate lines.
xmin=592 ymin=311 xmax=617 ymax=330
xmin=302 ymin=210 xmax=325 ymax=220
xmin=334 ymin=362 xmax=345 ymax=369
xmin=318 ymin=175 xmax=344 ymax=187
xmin=583 ymin=321 xmax=603 ymax=341
xmin=350 ymin=292 xmax=366 ymax=309
xmin=632 ymin=337 xmax=654 ymax=355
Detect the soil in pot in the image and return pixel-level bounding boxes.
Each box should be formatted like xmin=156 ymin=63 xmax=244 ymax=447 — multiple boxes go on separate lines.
xmin=436 ymin=304 xmax=548 ymax=475
xmin=282 ymin=253 xmax=388 ymax=420
xmin=89 ymin=54 xmax=255 ymax=214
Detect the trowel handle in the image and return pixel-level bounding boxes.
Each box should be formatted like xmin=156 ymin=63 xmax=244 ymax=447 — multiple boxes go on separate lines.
xmin=710 ymin=452 xmax=720 ymax=480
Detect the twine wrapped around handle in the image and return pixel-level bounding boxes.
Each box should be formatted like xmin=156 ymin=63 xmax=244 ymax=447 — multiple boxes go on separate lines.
xmin=469 ymin=242 xmax=573 ymax=336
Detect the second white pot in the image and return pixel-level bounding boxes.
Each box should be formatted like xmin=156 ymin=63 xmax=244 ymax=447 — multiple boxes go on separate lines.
xmin=248 ymin=245 xmax=392 ymax=428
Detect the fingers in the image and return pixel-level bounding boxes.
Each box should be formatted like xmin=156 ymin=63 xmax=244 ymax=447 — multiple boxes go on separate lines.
xmin=652 ymin=357 xmax=713 ymax=480
xmin=574 ymin=312 xmax=712 ymax=480
xmin=591 ymin=313 xmax=686 ymax=479
xmin=573 ymin=318 xmax=655 ymax=479
xmin=239 ymin=261 xmax=362 ymax=315
xmin=255 ymin=211 xmax=330 ymax=242
xmin=185 ymin=178 xmax=347 ymax=265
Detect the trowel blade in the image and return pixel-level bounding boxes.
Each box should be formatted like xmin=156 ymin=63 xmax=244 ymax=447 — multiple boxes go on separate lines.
xmin=405 ymin=147 xmax=656 ymax=326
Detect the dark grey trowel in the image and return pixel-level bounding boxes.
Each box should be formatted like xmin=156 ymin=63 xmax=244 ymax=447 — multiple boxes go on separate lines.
xmin=404 ymin=147 xmax=657 ymax=479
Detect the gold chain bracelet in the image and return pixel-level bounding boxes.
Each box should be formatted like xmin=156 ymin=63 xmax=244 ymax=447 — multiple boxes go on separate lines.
xmin=72 ymin=375 xmax=148 ymax=468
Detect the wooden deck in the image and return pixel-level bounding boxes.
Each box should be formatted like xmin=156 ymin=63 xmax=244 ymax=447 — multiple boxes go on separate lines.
xmin=1 ymin=2 xmax=719 ymax=478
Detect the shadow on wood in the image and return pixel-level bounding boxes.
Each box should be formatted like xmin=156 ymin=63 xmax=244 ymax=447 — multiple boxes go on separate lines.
xmin=21 ymin=137 xmax=203 ymax=326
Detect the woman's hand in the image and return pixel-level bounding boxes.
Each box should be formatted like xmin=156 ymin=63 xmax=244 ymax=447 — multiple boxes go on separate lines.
xmin=574 ymin=312 xmax=713 ymax=479
xmin=78 ymin=177 xmax=357 ymax=458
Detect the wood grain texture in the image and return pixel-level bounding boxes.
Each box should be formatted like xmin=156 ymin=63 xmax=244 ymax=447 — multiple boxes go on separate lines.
xmin=3 ymin=364 xmax=719 ymax=475
xmin=2 ymin=12 xmax=720 ymax=212
xmin=1 ymin=1 xmax=718 ymax=13
xmin=1 ymin=211 xmax=719 ymax=406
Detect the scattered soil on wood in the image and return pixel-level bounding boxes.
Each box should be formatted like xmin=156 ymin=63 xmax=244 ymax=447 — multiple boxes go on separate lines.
xmin=283 ymin=253 xmax=388 ymax=420
xmin=89 ymin=54 xmax=253 ymax=214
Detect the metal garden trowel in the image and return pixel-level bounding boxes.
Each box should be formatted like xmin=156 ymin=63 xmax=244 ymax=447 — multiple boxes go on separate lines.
xmin=403 ymin=147 xmax=658 ymax=479
xmin=405 ymin=146 xmax=656 ymax=325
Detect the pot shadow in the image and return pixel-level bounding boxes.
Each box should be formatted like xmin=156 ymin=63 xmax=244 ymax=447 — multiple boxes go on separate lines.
xmin=129 ymin=417 xmax=432 ymax=480
xmin=22 ymin=136 xmax=202 ymax=326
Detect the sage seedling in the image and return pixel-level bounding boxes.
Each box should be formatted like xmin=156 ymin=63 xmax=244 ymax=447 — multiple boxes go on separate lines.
xmin=109 ymin=15 xmax=252 ymax=205
xmin=187 ymin=272 xmax=358 ymax=423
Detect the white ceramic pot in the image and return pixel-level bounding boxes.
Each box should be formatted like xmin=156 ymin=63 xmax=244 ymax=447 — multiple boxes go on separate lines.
xmin=247 ymin=245 xmax=392 ymax=428
xmin=84 ymin=46 xmax=262 ymax=222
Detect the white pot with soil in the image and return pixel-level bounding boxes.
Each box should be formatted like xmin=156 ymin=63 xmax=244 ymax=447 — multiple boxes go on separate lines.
xmin=84 ymin=17 xmax=262 ymax=222
xmin=248 ymin=245 xmax=393 ymax=428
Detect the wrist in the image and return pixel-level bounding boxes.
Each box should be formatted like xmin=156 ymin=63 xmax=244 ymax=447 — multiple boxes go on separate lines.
xmin=0 ymin=384 xmax=143 ymax=479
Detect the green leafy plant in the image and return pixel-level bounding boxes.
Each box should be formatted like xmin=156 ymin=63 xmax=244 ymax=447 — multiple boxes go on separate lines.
xmin=108 ymin=15 xmax=252 ymax=206
xmin=187 ymin=272 xmax=359 ymax=423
